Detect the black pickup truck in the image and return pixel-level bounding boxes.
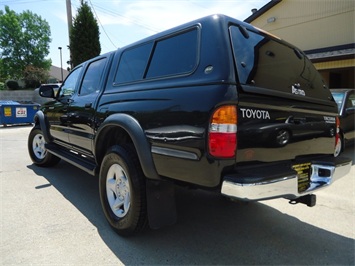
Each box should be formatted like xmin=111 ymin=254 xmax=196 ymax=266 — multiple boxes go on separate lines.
xmin=28 ymin=14 xmax=352 ymax=236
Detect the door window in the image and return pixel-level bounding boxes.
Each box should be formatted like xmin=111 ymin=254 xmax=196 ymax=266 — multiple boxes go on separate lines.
xmin=58 ymin=66 xmax=82 ymax=97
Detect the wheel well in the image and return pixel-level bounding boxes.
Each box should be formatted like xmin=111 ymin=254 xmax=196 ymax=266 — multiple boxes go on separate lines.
xmin=33 ymin=115 xmax=39 ymax=126
xmin=94 ymin=114 xmax=160 ymax=180
xmin=95 ymin=126 xmax=133 ymax=166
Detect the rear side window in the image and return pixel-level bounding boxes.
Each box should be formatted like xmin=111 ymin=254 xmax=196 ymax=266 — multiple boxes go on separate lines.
xmin=80 ymin=58 xmax=107 ymax=96
xmin=114 ymin=27 xmax=199 ymax=85
xmin=146 ymin=28 xmax=198 ymax=78
xmin=229 ymin=26 xmax=327 ymax=99
xmin=115 ymin=43 xmax=153 ymax=84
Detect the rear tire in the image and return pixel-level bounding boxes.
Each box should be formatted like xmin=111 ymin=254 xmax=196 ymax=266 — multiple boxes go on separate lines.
xmin=28 ymin=127 xmax=60 ymax=167
xmin=99 ymin=144 xmax=147 ymax=236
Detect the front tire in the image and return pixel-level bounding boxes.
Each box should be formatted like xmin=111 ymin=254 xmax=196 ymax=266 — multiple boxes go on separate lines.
xmin=99 ymin=145 xmax=147 ymax=236
xmin=28 ymin=127 xmax=60 ymax=167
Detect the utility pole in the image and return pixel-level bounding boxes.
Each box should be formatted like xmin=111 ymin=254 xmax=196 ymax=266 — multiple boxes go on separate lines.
xmin=58 ymin=47 xmax=63 ymax=82
xmin=66 ymin=0 xmax=72 ymax=38
xmin=66 ymin=0 xmax=73 ymax=68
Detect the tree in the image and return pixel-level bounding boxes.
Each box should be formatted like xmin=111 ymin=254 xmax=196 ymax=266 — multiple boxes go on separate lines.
xmin=70 ymin=0 xmax=101 ymax=67
xmin=23 ymin=65 xmax=50 ymax=88
xmin=0 ymin=6 xmax=51 ymax=82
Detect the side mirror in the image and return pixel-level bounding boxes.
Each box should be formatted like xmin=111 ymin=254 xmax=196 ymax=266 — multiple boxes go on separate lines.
xmin=39 ymin=85 xmax=55 ymax=98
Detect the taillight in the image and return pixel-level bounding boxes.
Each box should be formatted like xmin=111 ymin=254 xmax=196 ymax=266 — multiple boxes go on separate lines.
xmin=208 ymin=105 xmax=237 ymax=158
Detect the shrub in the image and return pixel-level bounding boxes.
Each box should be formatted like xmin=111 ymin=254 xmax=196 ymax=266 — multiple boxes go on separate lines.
xmin=25 ymin=79 xmax=41 ymax=89
xmin=6 ymin=80 xmax=20 ymax=90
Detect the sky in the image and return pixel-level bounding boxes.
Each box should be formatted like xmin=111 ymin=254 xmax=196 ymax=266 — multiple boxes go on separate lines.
xmin=0 ymin=0 xmax=270 ymax=68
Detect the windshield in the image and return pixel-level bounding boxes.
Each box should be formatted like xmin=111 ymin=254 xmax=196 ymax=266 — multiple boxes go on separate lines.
xmin=331 ymin=92 xmax=345 ymax=112
xmin=229 ymin=25 xmax=329 ymax=99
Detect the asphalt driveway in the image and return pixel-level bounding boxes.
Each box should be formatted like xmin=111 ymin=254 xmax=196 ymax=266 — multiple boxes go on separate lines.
xmin=1 ymin=125 xmax=354 ymax=265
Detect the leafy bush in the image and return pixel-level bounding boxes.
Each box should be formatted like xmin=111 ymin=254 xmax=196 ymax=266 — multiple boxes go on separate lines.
xmin=23 ymin=65 xmax=49 ymax=89
xmin=0 ymin=82 xmax=5 ymax=90
xmin=25 ymin=79 xmax=41 ymax=89
xmin=5 ymin=80 xmax=20 ymax=90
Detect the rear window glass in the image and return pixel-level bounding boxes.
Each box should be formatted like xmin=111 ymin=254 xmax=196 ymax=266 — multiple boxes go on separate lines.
xmin=229 ymin=26 xmax=327 ymax=98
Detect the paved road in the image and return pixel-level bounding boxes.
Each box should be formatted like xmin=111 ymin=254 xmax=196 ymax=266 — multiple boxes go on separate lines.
xmin=1 ymin=125 xmax=354 ymax=265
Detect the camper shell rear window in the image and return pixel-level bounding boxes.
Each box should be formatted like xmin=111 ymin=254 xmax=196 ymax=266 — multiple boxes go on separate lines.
xmin=229 ymin=25 xmax=329 ymax=100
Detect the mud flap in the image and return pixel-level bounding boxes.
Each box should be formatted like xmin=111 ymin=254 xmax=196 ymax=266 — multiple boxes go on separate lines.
xmin=146 ymin=179 xmax=177 ymax=229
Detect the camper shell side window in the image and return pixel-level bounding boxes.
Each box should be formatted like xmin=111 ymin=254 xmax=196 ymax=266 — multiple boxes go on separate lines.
xmin=113 ymin=26 xmax=200 ymax=86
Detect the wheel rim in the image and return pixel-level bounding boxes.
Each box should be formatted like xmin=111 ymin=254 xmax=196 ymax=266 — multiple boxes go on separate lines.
xmin=106 ymin=164 xmax=131 ymax=218
xmin=276 ymin=130 xmax=290 ymax=145
xmin=32 ymin=133 xmax=47 ymax=160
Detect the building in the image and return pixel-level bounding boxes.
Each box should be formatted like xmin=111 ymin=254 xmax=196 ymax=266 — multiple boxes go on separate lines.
xmin=245 ymin=0 xmax=354 ymax=88
xmin=49 ymin=65 xmax=69 ymax=83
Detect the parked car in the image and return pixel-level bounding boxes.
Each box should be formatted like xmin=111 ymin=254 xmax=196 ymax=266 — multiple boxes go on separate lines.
xmin=331 ymin=89 xmax=355 ymax=156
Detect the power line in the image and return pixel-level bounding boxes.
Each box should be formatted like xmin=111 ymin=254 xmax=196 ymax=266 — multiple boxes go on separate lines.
xmin=259 ymin=9 xmax=354 ymax=31
xmin=88 ymin=0 xmax=117 ymax=49
xmin=0 ymin=0 xmax=51 ymax=5
xmin=90 ymin=3 xmax=161 ymax=33
xmin=73 ymin=0 xmax=162 ymax=49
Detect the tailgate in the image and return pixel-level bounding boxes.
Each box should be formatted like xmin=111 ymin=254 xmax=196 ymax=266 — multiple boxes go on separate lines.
xmin=229 ymin=24 xmax=339 ymax=163
xmin=236 ymin=93 xmax=338 ymax=163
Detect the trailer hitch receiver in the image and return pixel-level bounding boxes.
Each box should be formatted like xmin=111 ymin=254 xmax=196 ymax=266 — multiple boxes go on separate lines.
xmin=289 ymin=194 xmax=316 ymax=207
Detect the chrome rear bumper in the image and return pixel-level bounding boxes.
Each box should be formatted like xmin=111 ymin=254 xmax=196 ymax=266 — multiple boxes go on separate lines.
xmin=221 ymin=157 xmax=352 ymax=201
